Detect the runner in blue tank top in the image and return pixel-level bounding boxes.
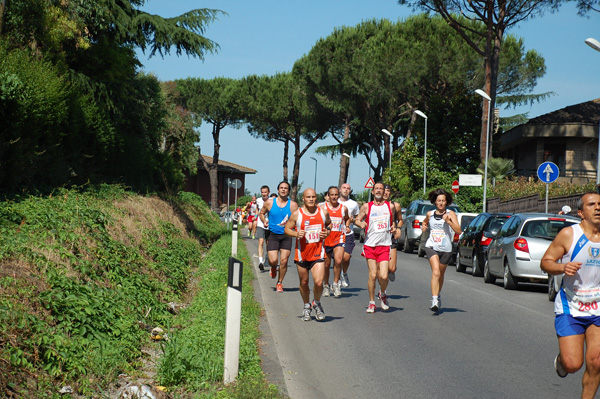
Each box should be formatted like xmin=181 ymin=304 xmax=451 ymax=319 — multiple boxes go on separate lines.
xmin=542 ymin=192 xmax=600 ymax=398
xmin=259 ymin=181 xmax=298 ymax=292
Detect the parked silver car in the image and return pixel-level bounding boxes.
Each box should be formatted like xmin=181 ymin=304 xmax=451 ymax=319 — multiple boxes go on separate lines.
xmin=400 ymin=199 xmax=460 ymax=253
xmin=484 ymin=213 xmax=579 ymax=290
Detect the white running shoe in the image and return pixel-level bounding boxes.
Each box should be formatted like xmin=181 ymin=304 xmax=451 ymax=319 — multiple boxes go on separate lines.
xmin=332 ymin=283 xmax=342 ymax=298
xmin=366 ymin=303 xmax=376 ymax=313
xmin=341 ymin=273 xmax=349 ymax=287
xmin=322 ymin=284 xmax=330 ymax=297
xmin=302 ymin=307 xmax=312 ymax=322
xmin=312 ymin=300 xmax=325 ymax=321
xmin=554 ymin=353 xmax=567 ymax=378
xmin=430 ymin=298 xmax=439 ymax=312
xmin=378 ymin=291 xmax=390 ymax=310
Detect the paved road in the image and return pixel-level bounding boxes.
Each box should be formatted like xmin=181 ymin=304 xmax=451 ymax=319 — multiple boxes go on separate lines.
xmin=243 ymin=232 xmax=582 ymax=399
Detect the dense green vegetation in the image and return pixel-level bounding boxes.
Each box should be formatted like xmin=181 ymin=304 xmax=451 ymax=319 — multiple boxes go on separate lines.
xmin=0 ymin=185 xmax=280 ymax=398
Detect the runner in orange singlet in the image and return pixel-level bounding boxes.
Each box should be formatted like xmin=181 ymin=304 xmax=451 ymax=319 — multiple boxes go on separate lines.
xmin=321 ymin=186 xmax=349 ymax=298
xmin=284 ymin=188 xmax=332 ymax=321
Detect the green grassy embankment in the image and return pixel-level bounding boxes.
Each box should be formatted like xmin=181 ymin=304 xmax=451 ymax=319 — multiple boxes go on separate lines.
xmin=0 ymin=185 xmax=283 ymax=398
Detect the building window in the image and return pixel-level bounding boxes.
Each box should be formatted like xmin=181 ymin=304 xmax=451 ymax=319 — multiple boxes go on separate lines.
xmin=544 ymin=143 xmax=565 ymax=171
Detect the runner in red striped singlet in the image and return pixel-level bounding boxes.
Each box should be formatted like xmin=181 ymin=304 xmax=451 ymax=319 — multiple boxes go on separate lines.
xmin=321 ymin=186 xmax=350 ymax=298
xmin=284 ymin=188 xmax=332 ymax=322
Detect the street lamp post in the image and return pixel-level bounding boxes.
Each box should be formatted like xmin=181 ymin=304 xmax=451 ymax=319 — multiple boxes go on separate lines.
xmin=414 ymin=111 xmax=428 ymax=194
xmin=342 ymin=153 xmax=351 ymax=183
xmin=475 ymin=89 xmax=492 ymax=213
xmin=585 ymin=37 xmax=600 ymax=186
xmin=381 ymin=129 xmax=393 ymax=171
xmin=310 ymin=156 xmax=317 ymax=191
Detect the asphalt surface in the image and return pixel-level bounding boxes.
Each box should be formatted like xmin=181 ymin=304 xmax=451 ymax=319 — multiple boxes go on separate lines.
xmin=243 ymin=230 xmax=583 ymax=399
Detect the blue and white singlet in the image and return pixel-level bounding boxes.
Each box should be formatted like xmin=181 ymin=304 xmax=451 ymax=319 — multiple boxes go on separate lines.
xmin=555 ymin=224 xmax=600 ymax=316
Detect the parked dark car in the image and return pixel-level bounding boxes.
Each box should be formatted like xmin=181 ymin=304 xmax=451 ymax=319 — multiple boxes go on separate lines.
xmin=456 ymin=212 xmax=512 ymax=276
xmin=485 ymin=213 xmax=579 ymax=290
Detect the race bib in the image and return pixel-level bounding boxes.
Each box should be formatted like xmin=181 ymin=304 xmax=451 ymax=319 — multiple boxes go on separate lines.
xmin=330 ymin=217 xmax=343 ymax=232
xmin=431 ymin=229 xmax=446 ymax=244
xmin=372 ymin=215 xmax=389 ymax=232
xmin=304 ymin=225 xmax=322 ymax=243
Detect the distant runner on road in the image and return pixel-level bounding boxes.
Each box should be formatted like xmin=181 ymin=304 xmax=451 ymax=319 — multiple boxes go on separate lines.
xmin=338 ymin=183 xmax=359 ymax=288
xmin=256 ymin=185 xmax=271 ymax=271
xmin=320 ymin=186 xmax=349 ymax=298
xmin=284 ymin=188 xmax=331 ymax=321
xmin=541 ymin=192 xmax=600 ymax=399
xmin=355 ymin=182 xmax=396 ymax=313
xmin=259 ymin=181 xmax=298 ymax=293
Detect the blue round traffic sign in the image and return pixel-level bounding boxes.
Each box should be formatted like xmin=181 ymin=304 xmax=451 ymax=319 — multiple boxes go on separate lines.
xmin=537 ymin=161 xmax=559 ymax=184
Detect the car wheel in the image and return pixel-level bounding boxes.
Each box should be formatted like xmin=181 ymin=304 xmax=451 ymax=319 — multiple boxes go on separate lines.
xmin=548 ymin=275 xmax=558 ymax=302
xmin=483 ymin=257 xmax=495 ymax=284
xmin=503 ymin=260 xmax=518 ymax=290
xmin=403 ymin=232 xmax=412 ymax=253
xmin=417 ymin=243 xmax=425 ymax=257
xmin=472 ymin=251 xmax=483 ymax=277
xmin=456 ymin=247 xmax=466 ymax=273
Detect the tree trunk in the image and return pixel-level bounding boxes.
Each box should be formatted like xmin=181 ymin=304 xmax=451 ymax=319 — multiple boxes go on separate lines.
xmin=282 ymin=138 xmax=289 ymax=182
xmin=290 ymin=137 xmax=301 ymax=201
xmin=208 ymin=124 xmax=221 ymax=211
xmin=337 ymin=118 xmax=350 ymax=187
xmin=0 ymin=0 xmax=7 ymax=37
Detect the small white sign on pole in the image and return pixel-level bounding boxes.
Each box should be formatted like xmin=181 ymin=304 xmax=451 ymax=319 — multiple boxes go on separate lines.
xmin=459 ymin=174 xmax=483 ymax=187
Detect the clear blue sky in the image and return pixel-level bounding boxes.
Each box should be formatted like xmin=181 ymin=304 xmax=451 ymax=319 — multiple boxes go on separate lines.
xmin=137 ymin=1 xmax=600 ymax=196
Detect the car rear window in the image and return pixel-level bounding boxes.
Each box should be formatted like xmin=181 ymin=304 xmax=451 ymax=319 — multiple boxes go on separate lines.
xmin=460 ymin=216 xmax=476 ymax=230
xmin=483 ymin=215 xmax=511 ymax=233
xmin=521 ymin=219 xmax=577 ymax=239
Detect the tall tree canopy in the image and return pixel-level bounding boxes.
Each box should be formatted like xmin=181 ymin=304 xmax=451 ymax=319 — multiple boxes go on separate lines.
xmin=397 ymin=0 xmax=561 ymax=163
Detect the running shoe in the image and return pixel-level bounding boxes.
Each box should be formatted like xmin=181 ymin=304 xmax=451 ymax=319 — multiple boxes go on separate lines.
xmin=366 ymin=303 xmax=376 ymax=313
xmin=312 ymin=300 xmax=325 ymax=321
xmin=554 ymin=353 xmax=568 ymax=378
xmin=341 ymin=272 xmax=350 ymax=287
xmin=378 ymin=291 xmax=390 ymax=311
xmin=332 ymin=283 xmax=341 ymax=298
xmin=270 ymin=265 xmax=277 ymax=279
xmin=252 ymin=235 xmax=255 ymax=239
xmin=430 ymin=298 xmax=439 ymax=312
xmin=388 ymin=271 xmax=395 ymax=282
xmin=258 ymin=262 xmax=264 ymax=271
xmin=276 ymin=282 xmax=284 ymax=293
xmin=322 ymin=284 xmax=330 ymax=297
xmin=340 ymin=272 xmax=349 ymax=288
xmin=302 ymin=307 xmax=312 ymax=321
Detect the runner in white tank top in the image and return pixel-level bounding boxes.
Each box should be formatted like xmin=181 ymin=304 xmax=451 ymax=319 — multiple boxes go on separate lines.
xmin=355 ymin=182 xmax=396 ymax=313
xmin=421 ymin=188 xmax=461 ymax=313
xmin=541 ymin=193 xmax=600 ymax=394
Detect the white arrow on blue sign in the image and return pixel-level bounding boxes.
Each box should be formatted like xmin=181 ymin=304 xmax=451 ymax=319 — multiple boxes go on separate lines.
xmin=537 ymin=161 xmax=560 ymax=184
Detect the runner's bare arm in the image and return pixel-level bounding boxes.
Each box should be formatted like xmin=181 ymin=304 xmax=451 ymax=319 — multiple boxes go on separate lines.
xmin=343 ymin=206 xmax=352 ymax=234
xmin=541 ymin=227 xmax=581 ymax=276
xmin=444 ymin=211 xmax=462 ymax=234
xmin=284 ymin=211 xmax=301 ymax=238
xmin=321 ymin=210 xmax=332 ymax=239
xmin=421 ymin=211 xmax=431 ymax=232
xmin=355 ymin=203 xmax=369 ymax=229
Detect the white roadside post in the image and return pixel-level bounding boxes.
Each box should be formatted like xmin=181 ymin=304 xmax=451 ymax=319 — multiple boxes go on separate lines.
xmin=231 ymin=217 xmax=238 ymax=257
xmin=223 ymin=257 xmax=244 ymax=384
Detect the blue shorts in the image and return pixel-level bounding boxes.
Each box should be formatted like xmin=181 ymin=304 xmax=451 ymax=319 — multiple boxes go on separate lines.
xmin=555 ymin=314 xmax=600 ymax=337
xmin=324 ymin=243 xmax=345 ymax=255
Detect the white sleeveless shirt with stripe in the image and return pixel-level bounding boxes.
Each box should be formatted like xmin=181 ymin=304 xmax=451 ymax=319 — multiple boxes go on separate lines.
xmin=555 ymin=223 xmax=600 ymax=316
xmin=425 ymin=210 xmax=453 ymax=253
xmin=364 ymin=201 xmax=392 ymax=247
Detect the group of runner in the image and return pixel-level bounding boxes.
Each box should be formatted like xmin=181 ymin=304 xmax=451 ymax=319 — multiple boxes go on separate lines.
xmin=249 ymin=181 xmax=600 ymax=397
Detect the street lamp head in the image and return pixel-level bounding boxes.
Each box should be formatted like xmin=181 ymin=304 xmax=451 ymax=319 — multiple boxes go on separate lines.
xmin=414 ymin=110 xmax=427 ymax=119
xmin=475 ymin=89 xmax=491 ymax=102
xmin=585 ymin=37 xmax=600 ymax=52
xmin=342 ymin=153 xmax=350 ymax=158
xmin=381 ymin=129 xmax=392 ymax=137
xmin=310 ymin=157 xmax=317 ymax=161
